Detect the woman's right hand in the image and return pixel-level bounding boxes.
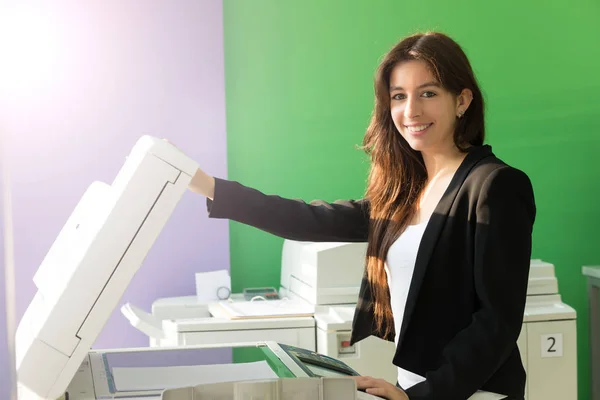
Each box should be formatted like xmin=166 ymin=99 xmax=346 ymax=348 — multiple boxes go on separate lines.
xmin=162 ymin=139 xmax=216 ymax=199
xmin=189 ymin=167 xmax=215 ymax=200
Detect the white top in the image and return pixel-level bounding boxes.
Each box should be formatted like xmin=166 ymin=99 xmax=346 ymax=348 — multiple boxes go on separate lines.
xmin=384 ymin=220 xmax=429 ymax=389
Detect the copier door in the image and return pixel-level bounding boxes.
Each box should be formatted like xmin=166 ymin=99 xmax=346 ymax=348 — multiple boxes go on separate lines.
xmin=518 ymin=319 xmax=577 ymax=400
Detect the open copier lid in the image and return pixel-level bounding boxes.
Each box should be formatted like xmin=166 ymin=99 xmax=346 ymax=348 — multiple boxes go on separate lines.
xmin=15 ymin=136 xmax=198 ymax=400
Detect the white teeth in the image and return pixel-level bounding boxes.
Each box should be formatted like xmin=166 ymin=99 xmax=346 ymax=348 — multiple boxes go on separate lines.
xmin=406 ymin=124 xmax=430 ymax=132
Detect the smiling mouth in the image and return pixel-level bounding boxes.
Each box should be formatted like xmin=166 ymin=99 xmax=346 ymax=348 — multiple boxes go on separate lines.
xmin=405 ymin=123 xmax=433 ymax=133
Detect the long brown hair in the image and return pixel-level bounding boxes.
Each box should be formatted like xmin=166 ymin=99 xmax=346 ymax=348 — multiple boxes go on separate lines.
xmin=361 ymin=32 xmax=485 ymax=338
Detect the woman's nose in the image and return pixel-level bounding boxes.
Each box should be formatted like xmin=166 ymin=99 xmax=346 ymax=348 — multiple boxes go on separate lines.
xmin=404 ymin=97 xmax=422 ymax=119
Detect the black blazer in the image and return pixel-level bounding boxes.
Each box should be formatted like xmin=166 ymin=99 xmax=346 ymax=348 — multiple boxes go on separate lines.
xmin=206 ymin=144 xmax=536 ymax=400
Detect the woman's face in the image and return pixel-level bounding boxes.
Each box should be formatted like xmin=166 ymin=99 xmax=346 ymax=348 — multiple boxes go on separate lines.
xmin=389 ymin=60 xmax=470 ymax=154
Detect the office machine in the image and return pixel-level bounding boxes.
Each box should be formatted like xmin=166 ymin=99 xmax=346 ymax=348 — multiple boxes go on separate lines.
xmin=14 ymin=136 xmax=378 ymax=400
xmin=124 ymin=240 xmax=399 ymax=384
xmin=517 ymin=259 xmax=578 ymax=400
xmin=65 ymin=341 xmax=380 ymax=399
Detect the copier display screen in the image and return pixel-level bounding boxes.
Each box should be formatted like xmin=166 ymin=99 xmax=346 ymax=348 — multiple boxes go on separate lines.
xmin=305 ymin=362 xmax=353 ymax=377
xmin=278 ymin=343 xmax=360 ymax=378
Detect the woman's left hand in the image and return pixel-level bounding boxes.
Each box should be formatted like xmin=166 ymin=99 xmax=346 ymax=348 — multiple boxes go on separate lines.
xmin=352 ymin=376 xmax=409 ymax=400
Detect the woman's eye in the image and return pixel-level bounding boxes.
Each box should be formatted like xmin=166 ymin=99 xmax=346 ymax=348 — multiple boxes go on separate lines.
xmin=422 ymin=91 xmax=436 ymax=98
xmin=391 ymin=93 xmax=406 ymax=100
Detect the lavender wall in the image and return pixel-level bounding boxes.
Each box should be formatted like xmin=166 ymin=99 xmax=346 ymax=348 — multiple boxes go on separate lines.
xmin=3 ymin=1 xmax=228 ymax=349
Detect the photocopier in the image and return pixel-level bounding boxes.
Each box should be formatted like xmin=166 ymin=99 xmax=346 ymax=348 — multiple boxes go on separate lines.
xmin=15 ymin=136 xmax=381 ymax=400
xmin=123 ymin=240 xmax=398 ymax=384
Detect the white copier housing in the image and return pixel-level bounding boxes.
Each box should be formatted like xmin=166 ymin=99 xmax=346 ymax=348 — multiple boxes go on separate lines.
xmin=15 ymin=136 xmax=199 ymax=399
xmin=279 ymin=240 xmax=367 ymax=305
xmin=517 ymin=260 xmax=578 ymax=400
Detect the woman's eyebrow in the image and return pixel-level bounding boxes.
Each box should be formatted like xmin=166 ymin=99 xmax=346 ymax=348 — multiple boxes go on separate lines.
xmin=389 ymin=82 xmax=441 ymax=91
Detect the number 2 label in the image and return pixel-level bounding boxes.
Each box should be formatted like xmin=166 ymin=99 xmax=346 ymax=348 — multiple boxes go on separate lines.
xmin=541 ymin=333 xmax=563 ymax=358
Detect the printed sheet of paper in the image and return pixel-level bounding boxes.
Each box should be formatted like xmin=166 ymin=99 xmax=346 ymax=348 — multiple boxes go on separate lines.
xmin=195 ymin=269 xmax=231 ymax=302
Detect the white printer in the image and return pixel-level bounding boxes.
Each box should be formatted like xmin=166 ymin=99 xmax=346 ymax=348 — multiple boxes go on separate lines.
xmin=123 ymin=240 xmax=398 ymax=384
xmin=517 ymin=260 xmax=577 ymax=400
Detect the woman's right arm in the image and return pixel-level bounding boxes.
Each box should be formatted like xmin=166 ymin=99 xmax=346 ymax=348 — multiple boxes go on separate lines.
xmin=189 ymin=168 xmax=369 ymax=243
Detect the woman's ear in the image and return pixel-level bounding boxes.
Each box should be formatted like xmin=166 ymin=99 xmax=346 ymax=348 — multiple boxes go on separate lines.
xmin=456 ymin=88 xmax=473 ymax=118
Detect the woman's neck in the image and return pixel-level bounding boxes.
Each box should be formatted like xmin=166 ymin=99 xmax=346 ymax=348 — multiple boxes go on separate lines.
xmin=421 ymin=146 xmax=468 ymax=181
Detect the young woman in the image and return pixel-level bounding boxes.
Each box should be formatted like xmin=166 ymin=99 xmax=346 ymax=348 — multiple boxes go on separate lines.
xmin=187 ymin=32 xmax=535 ymax=400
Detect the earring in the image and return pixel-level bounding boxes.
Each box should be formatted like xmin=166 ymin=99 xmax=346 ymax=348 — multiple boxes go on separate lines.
xmin=457 ymin=111 xmax=464 ymax=118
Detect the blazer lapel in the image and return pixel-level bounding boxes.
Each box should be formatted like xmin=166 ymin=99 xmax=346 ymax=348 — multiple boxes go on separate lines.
xmin=396 ymin=145 xmax=493 ymax=347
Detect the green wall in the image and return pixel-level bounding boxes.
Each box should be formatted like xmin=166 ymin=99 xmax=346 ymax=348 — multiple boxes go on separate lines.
xmin=223 ymin=1 xmax=600 ymax=398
